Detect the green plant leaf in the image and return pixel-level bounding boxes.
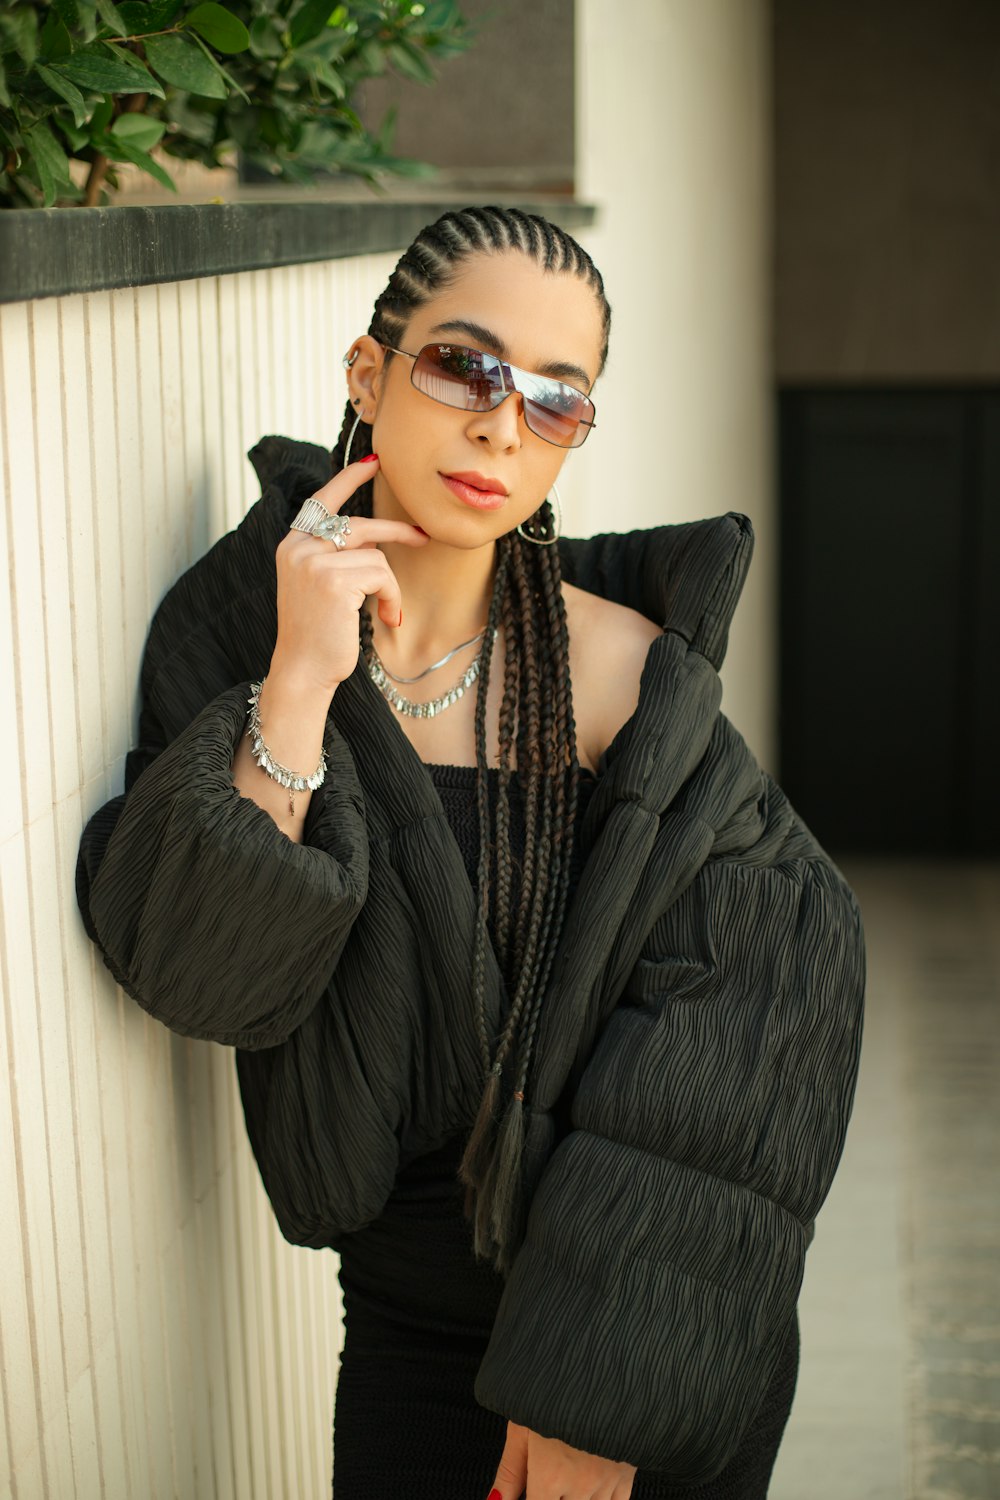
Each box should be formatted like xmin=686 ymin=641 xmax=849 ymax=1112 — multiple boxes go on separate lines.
xmin=186 ymin=30 xmax=250 ymax=102
xmin=386 ymin=39 xmax=435 ymax=85
xmin=51 ymin=0 xmax=81 ymax=31
xmin=39 ymin=12 xmax=73 ymax=62
xmin=59 ymin=44 xmax=164 ymax=96
xmin=248 ymin=15 xmax=283 ymax=59
xmin=28 ymin=153 xmax=56 ymax=205
xmin=95 ymin=0 xmax=130 ymax=35
xmin=288 ymin=0 xmax=337 ymax=49
xmin=144 ymin=32 xmax=227 ymax=97
xmin=24 ymin=119 xmax=74 ymax=180
xmin=103 ymin=40 xmax=160 ymax=76
xmin=163 ymin=93 xmax=219 ymax=145
xmin=381 ymin=154 xmax=437 ymax=177
xmin=374 ymin=102 xmax=396 ymax=152
xmin=116 ymin=0 xmax=185 ymax=29
xmin=89 ymin=96 xmax=114 ymax=132
xmin=52 ymin=111 xmax=90 ymax=151
xmin=2 ymin=0 xmax=470 ymax=206
xmin=308 ymin=58 xmax=346 ymax=98
xmin=111 ymin=111 xmax=166 ymax=149
xmin=35 ymin=62 xmax=91 ymax=126
xmin=23 ymin=119 xmax=74 ymax=205
xmin=0 ymin=9 xmax=40 ymax=68
xmin=0 ymin=119 xmax=23 ymax=170
xmin=330 ymin=99 xmax=361 ymax=131
xmin=0 ymin=55 xmax=10 ymax=111
xmin=293 ymin=25 xmax=349 ymax=63
xmin=184 ymin=3 xmax=250 ymax=56
xmin=421 ymin=0 xmax=462 ymax=25
xmin=95 ymin=127 xmax=177 ymax=189
xmin=354 ymin=38 xmax=384 ymax=74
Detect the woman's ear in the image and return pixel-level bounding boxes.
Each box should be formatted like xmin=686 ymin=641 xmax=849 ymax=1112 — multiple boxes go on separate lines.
xmin=344 ymin=335 xmax=385 ymax=422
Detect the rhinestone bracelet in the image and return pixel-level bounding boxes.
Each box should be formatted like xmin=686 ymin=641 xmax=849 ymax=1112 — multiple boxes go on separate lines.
xmin=246 ymin=678 xmax=327 ymax=818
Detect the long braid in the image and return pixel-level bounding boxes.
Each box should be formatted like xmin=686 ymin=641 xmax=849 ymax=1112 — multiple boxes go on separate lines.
xmin=480 ymin=531 xmax=581 ymax=1255
xmin=335 ymin=206 xmax=611 ymax=1273
xmin=507 ymin=531 xmax=544 ymax=979
xmin=491 ymin=594 xmax=521 ymax=971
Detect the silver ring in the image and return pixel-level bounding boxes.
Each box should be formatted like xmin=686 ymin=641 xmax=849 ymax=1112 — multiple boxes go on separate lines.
xmin=289 ymin=497 xmax=353 ymax=549
xmin=316 ymin=513 xmax=352 ymax=549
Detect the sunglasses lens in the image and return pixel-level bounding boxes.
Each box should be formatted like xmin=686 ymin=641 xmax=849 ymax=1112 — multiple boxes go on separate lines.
xmin=518 ymin=370 xmax=594 ymax=448
xmin=414 ymin=344 xmax=504 ymax=411
xmin=410 ymin=343 xmax=594 ymax=447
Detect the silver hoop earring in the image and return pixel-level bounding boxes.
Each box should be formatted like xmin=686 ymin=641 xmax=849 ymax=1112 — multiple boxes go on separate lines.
xmin=516 ymin=482 xmax=562 ymax=545
xmin=343 ymin=412 xmax=362 ymax=467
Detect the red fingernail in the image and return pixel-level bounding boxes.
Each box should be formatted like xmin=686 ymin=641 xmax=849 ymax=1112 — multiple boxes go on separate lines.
xmin=487 ymin=1490 xmax=502 ymax=1500
xmin=360 ymin=452 xmax=379 ymax=463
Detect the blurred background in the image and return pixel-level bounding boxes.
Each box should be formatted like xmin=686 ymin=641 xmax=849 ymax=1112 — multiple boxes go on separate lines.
xmin=1 ymin=1 xmax=997 ymax=1496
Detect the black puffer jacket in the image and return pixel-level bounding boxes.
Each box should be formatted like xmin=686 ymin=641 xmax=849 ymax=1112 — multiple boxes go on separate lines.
xmin=75 ymin=434 xmax=866 ymax=1483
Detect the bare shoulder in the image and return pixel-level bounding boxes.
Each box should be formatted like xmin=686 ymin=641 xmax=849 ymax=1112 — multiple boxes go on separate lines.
xmin=562 ymin=581 xmax=662 ymax=773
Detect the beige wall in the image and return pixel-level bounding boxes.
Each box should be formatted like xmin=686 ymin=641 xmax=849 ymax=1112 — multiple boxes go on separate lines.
xmin=569 ymin=0 xmax=776 ymax=770
xmin=0 ymin=255 xmax=397 ymax=1500
xmin=775 ymin=0 xmax=1000 ymax=380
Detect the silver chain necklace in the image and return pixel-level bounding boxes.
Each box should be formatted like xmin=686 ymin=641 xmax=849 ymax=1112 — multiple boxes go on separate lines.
xmin=377 ymin=626 xmax=487 ymax=683
xmin=361 ymin=609 xmax=498 ymax=718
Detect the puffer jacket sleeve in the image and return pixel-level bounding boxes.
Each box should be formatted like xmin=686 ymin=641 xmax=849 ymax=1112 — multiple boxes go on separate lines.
xmin=76 ymin=679 xmax=369 ymax=1049
xmin=75 ymin=451 xmax=370 ymax=1051
xmin=473 ymin=769 xmax=866 ymax=1481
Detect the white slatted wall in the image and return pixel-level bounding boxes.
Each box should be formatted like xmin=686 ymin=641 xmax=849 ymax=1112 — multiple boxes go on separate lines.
xmin=0 ymin=253 xmax=408 ymax=1500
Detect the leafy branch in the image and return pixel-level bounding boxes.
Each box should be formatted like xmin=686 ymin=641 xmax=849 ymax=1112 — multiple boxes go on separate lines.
xmin=0 ymin=0 xmax=476 ymax=208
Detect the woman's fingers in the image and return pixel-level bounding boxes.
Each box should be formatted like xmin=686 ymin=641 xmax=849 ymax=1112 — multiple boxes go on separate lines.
xmin=310 ymin=452 xmax=382 ymax=514
xmin=302 ymin=455 xmax=429 ymax=549
xmin=281 ymin=543 xmax=404 ymax=632
xmin=284 ymin=517 xmax=429 ymax=551
xmin=486 ymin=1422 xmax=637 ymax=1500
xmin=341 ymin=519 xmax=431 ymax=549
xmin=273 ymin=543 xmax=407 ymax=692
xmin=486 ymin=1422 xmax=529 ymax=1500
xmin=270 ymin=452 xmax=432 ymax=691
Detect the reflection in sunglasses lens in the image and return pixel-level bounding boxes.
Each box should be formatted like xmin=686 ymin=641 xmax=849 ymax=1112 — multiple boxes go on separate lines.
xmin=416 ymin=346 xmax=502 ymax=412
xmin=525 ymin=398 xmax=578 ymax=446
xmin=412 ymin=343 xmax=590 ymax=447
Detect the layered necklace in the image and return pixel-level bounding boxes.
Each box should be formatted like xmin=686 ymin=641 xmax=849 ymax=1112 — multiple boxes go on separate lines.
xmin=360 ymin=605 xmax=498 ymax=718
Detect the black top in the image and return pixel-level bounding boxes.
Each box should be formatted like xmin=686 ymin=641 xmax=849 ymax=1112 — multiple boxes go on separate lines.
xmin=336 ymin=760 xmax=599 ymax=1341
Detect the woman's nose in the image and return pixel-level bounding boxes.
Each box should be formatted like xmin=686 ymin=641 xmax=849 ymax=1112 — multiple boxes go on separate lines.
xmin=469 ymin=389 xmax=524 ymax=449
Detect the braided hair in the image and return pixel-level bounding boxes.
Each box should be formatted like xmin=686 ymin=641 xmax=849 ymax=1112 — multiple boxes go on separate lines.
xmin=332 ymin=206 xmax=612 ymax=1275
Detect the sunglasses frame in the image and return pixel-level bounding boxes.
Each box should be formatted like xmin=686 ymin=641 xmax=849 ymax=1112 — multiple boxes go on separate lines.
xmin=375 ymin=338 xmax=597 ymax=449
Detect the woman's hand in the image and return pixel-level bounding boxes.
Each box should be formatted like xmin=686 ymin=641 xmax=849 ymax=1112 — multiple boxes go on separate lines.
xmin=271 ymin=453 xmax=430 ymax=696
xmin=487 ymin=1420 xmax=637 ymax=1500
xmin=237 ymin=455 xmax=429 ymax=835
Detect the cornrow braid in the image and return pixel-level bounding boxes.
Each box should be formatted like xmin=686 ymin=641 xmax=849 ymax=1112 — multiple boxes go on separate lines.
xmin=334 ymin=206 xmax=611 ymax=1275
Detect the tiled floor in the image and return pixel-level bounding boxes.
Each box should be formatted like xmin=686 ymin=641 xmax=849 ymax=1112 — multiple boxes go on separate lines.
xmin=769 ymin=857 xmax=1000 ymax=1500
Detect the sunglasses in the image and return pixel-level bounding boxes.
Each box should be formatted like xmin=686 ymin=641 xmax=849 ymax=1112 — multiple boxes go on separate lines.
xmin=376 ymin=340 xmax=597 ymax=449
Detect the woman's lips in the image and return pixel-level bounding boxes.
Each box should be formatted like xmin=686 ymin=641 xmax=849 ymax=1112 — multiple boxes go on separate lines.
xmin=439 ymin=473 xmax=508 ymax=511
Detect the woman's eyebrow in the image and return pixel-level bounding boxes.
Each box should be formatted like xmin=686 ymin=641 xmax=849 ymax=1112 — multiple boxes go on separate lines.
xmin=427 ymin=319 xmax=593 ymax=389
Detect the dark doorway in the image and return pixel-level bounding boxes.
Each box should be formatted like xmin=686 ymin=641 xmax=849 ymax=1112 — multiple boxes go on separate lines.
xmin=778 ymin=388 xmax=1000 ymax=856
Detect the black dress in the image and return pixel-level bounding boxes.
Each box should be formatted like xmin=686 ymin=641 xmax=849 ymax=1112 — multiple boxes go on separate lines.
xmin=332 ymin=762 xmax=800 ymax=1499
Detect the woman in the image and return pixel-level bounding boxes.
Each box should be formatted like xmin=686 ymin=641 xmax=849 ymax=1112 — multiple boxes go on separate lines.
xmin=76 ymin=206 xmax=866 ymax=1499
